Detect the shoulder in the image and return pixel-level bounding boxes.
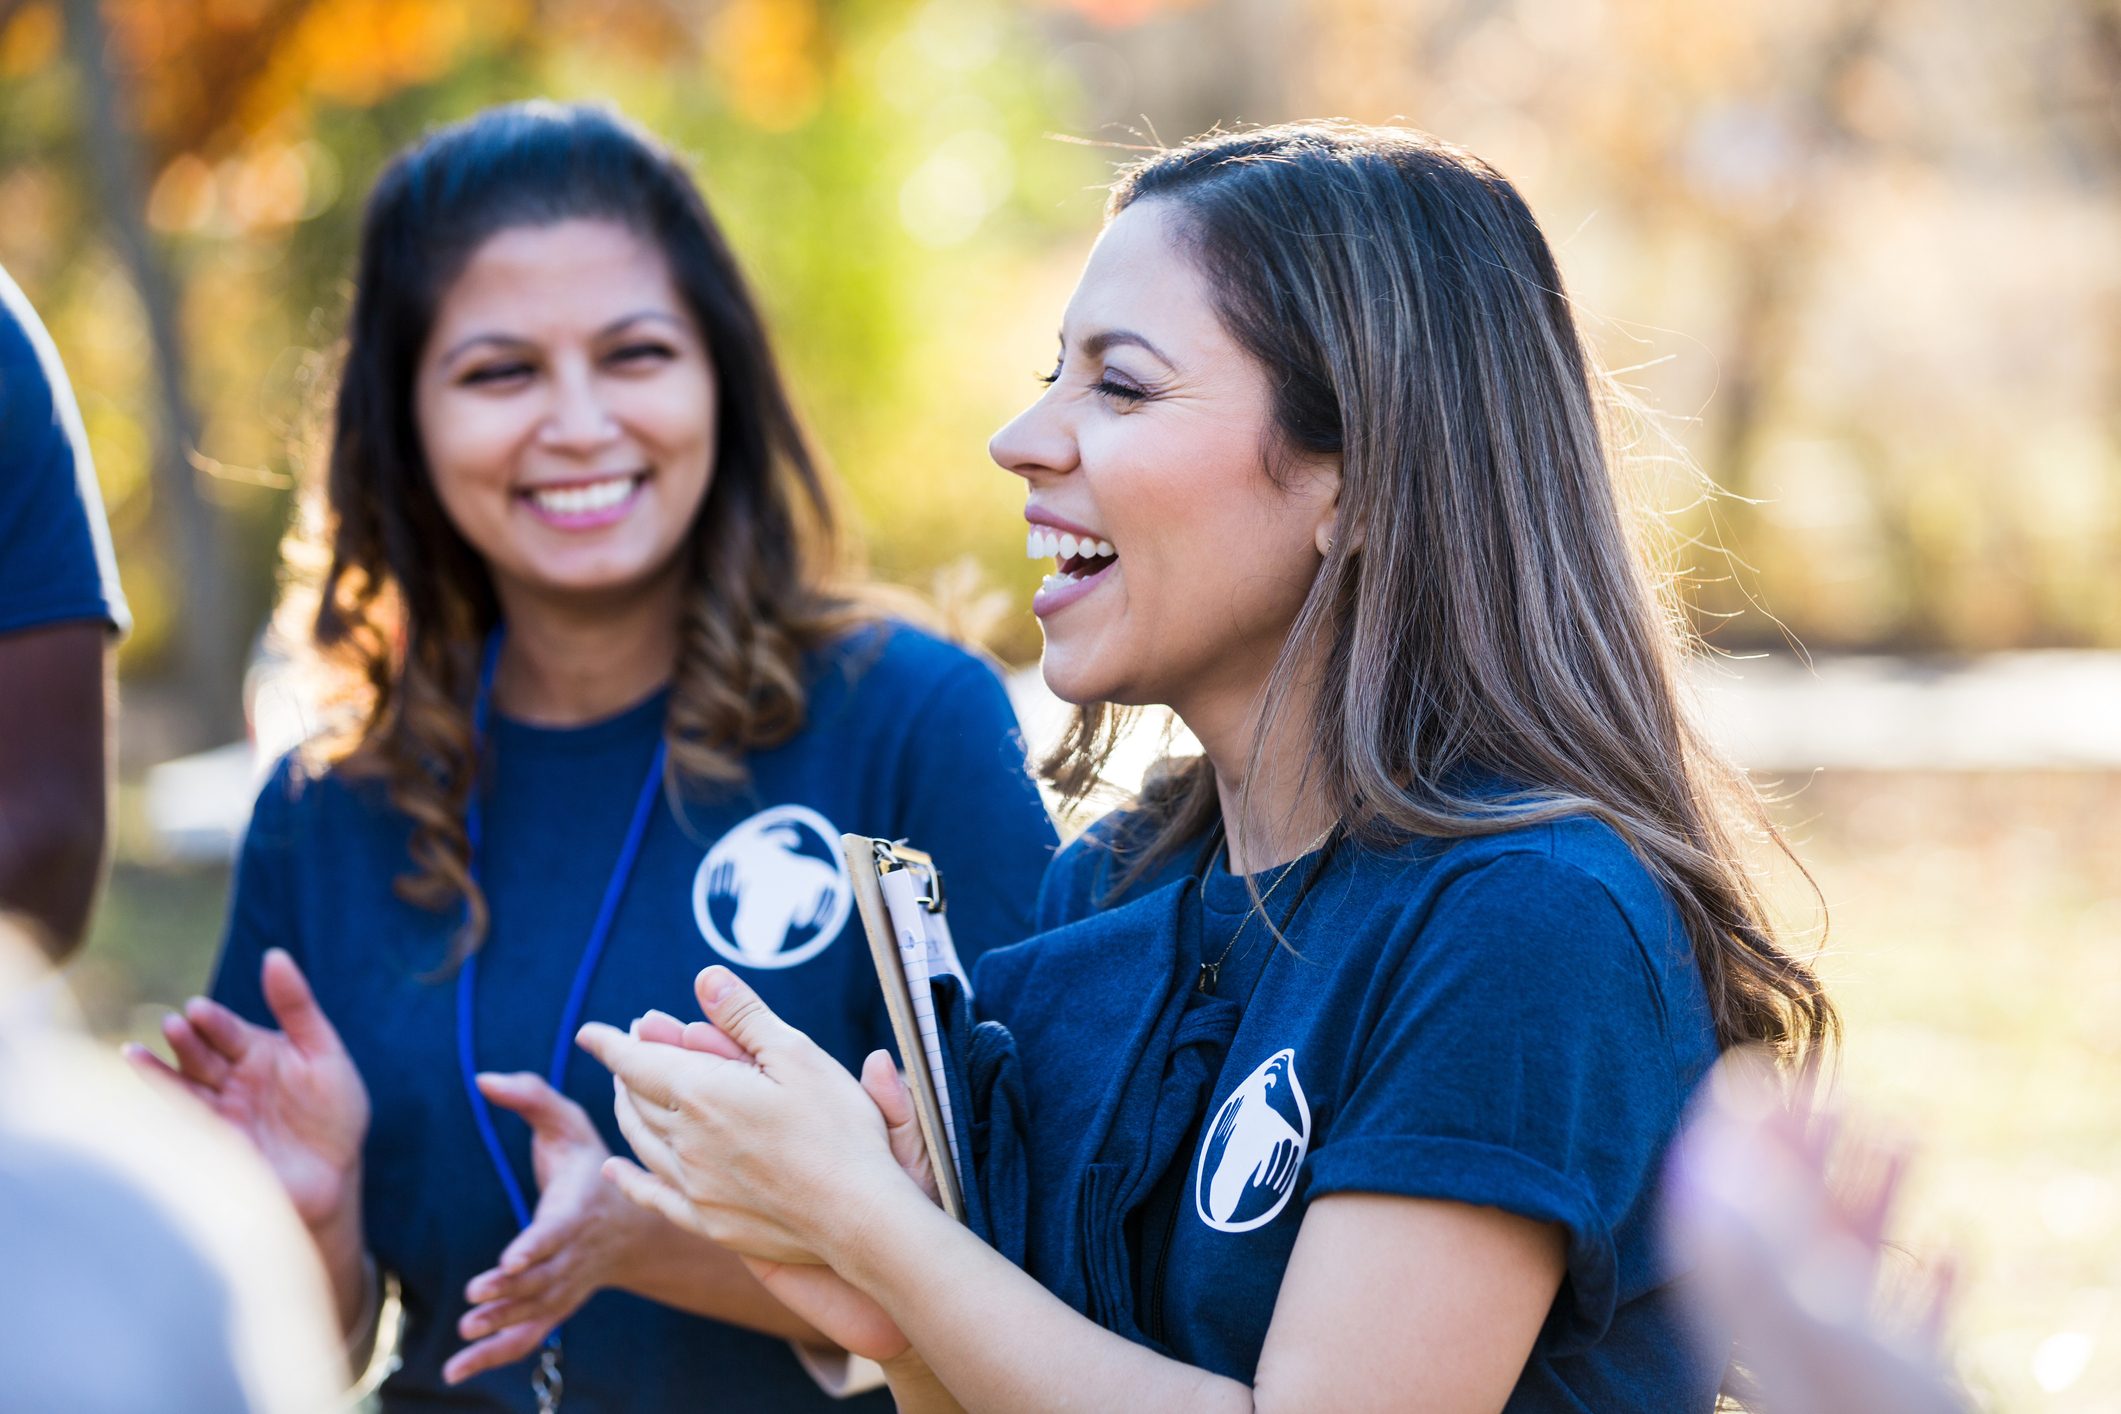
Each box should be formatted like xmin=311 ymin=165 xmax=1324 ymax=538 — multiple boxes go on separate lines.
xmin=1358 ymin=815 xmax=1703 ymax=1034
xmin=1035 ymin=808 xmax=1196 ymax=931
xmin=241 ymin=748 xmax=396 ymax=847
xmin=807 ymin=619 xmax=1006 ymax=710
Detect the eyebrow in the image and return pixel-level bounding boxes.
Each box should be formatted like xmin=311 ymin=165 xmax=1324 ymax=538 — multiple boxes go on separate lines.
xmin=1069 ymin=328 xmax=1176 ymax=367
xmin=440 ymin=310 xmax=690 ymax=367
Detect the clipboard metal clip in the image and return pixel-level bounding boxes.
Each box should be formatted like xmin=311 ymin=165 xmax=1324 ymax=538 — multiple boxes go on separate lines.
xmin=870 ymin=838 xmax=946 ymax=914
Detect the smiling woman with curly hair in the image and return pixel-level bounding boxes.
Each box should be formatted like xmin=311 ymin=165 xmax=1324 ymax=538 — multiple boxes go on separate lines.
xmin=129 ymin=100 xmax=1056 ymax=1414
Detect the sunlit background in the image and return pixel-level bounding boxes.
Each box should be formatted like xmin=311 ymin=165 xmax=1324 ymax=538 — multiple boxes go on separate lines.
xmin=3 ymin=1 xmax=2117 ymax=1408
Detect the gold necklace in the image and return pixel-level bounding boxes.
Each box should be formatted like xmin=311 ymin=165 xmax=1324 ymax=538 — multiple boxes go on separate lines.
xmin=1198 ymin=827 xmax=1336 ymax=994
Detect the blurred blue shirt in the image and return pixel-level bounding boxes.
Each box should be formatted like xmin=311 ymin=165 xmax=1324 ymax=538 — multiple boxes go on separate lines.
xmin=0 ymin=264 xmax=128 ymax=638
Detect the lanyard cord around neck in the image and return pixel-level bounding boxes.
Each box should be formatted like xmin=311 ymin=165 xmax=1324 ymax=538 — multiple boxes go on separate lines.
xmin=454 ymin=626 xmax=668 ymax=1270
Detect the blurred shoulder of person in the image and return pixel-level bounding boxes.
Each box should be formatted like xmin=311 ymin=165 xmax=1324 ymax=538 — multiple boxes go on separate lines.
xmin=0 ymin=919 xmax=345 ymax=1413
xmin=0 ymin=263 xmax=131 ymax=958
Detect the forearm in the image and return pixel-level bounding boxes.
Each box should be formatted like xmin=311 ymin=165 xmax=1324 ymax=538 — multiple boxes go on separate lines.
xmin=0 ymin=786 xmax=103 ymax=958
xmin=309 ymin=1176 xmax=373 ymax=1340
xmin=619 ymin=1224 xmax=826 ymax=1345
xmin=837 ymin=1194 xmax=1251 ymax=1414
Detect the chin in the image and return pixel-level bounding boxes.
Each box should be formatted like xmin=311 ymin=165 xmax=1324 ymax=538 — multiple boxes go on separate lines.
xmin=1038 ymin=641 xmax=1152 ymax=711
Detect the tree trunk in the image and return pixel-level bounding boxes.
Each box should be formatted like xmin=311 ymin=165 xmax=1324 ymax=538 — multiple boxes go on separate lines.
xmin=61 ymin=0 xmax=244 ymax=749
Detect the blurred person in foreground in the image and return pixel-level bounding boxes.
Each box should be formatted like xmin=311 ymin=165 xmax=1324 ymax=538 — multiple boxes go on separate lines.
xmin=0 ymin=917 xmax=344 ymax=1412
xmin=1664 ymin=1053 xmax=1969 ymax=1414
xmin=129 ymin=101 xmax=1056 ymax=1412
xmin=0 ymin=264 xmax=129 ymax=958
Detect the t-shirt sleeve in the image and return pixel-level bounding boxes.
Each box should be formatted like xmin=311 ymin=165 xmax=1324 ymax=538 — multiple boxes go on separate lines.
xmin=208 ymin=759 xmax=306 ymax=1028
xmin=892 ymin=655 xmax=1057 ymax=971
xmin=1303 ymin=850 xmax=1689 ymax=1352
xmin=0 ymin=271 xmax=130 ymax=638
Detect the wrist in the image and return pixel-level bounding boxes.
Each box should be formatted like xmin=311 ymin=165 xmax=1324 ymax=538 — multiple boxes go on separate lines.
xmin=307 ymin=1168 xmax=369 ymax=1333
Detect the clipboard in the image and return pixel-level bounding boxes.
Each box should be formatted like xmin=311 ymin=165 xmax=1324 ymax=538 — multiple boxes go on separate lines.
xmin=842 ymin=834 xmax=969 ymax=1223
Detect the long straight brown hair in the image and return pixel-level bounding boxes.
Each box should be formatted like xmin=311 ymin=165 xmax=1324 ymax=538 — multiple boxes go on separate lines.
xmin=1050 ymin=123 xmax=1832 ymax=1061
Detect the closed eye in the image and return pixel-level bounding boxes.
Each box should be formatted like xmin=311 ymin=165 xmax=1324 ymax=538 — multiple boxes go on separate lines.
xmin=1036 ymin=361 xmax=1148 ymax=402
xmin=609 ymin=341 xmax=676 ymax=367
xmin=460 ymin=361 xmax=533 ymax=387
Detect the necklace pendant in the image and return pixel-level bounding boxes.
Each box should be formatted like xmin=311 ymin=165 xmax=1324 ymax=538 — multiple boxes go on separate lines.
xmin=1197 ymin=961 xmax=1219 ymax=994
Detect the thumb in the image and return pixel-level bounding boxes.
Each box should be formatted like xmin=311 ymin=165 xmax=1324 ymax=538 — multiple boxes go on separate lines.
xmin=476 ymin=1071 xmax=596 ymax=1143
xmin=692 ymin=966 xmax=802 ymax=1060
xmin=859 ymin=1049 xmax=916 ymax=1132
xmin=261 ymin=949 xmax=342 ymax=1056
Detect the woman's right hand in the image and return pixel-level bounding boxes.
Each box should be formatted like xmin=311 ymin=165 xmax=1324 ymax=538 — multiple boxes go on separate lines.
xmin=125 ymin=947 xmax=371 ymax=1317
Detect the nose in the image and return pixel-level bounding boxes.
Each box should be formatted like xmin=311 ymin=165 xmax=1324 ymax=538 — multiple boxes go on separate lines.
xmin=538 ymin=359 xmax=621 ymax=454
xmin=989 ymin=387 xmax=1078 ymax=485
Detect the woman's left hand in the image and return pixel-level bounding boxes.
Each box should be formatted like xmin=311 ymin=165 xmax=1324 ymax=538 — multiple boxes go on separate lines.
xmin=576 ymin=966 xmax=920 ymax=1271
xmin=443 ymin=1072 xmax=655 ymax=1384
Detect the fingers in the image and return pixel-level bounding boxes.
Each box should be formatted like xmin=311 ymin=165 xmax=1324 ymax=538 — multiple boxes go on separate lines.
xmin=861 ymin=1050 xmax=939 ymax=1204
xmin=681 ymin=1020 xmax=750 ymax=1062
xmin=692 ymin=967 xmax=803 ymax=1060
xmin=630 ymin=1010 xmax=749 ymax=1062
xmin=161 ymin=1012 xmax=232 ymax=1088
xmin=180 ymin=997 xmax=255 ymax=1068
xmin=475 ymin=1072 xmax=597 ymax=1143
xmin=600 ymin=1155 xmax=702 ymax=1235
xmin=261 ymin=949 xmax=343 ymax=1058
xmin=443 ymin=1321 xmax=553 ymax=1385
xmin=633 ymin=1009 xmax=687 ymax=1046
xmin=611 ymin=1080 xmax=686 ymax=1184
xmin=859 ymin=1050 xmax=914 ymax=1129
xmin=122 ymin=1041 xmax=215 ymax=1106
xmin=467 ymin=1248 xmax=562 ymax=1306
xmin=577 ymin=1021 xmax=723 ymax=1109
xmin=497 ymin=1216 xmax=564 ymax=1278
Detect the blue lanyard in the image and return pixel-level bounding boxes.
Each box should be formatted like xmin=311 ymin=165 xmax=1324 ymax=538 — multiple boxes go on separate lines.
xmin=453 ymin=631 xmax=668 ymax=1367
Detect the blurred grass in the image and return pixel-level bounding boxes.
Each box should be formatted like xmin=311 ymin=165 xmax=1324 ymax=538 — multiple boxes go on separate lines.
xmin=68 ymin=770 xmax=2121 ymax=1411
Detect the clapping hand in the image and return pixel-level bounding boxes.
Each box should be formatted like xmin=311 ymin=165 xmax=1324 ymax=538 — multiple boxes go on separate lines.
xmin=579 ymin=972 xmax=940 ymax=1362
xmin=124 ymin=949 xmax=367 ymax=1228
xmin=124 ymin=949 xmax=371 ymax=1325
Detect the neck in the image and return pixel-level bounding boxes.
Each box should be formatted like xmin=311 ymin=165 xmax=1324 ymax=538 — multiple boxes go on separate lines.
xmin=1174 ymin=654 xmax=1336 ymax=877
xmin=490 ymin=572 xmax=684 ymax=727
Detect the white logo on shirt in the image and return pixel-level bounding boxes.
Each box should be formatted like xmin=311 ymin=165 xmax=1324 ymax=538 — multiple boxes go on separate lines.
xmin=692 ymin=805 xmax=852 ymax=970
xmin=1194 ymin=1048 xmax=1311 ymax=1233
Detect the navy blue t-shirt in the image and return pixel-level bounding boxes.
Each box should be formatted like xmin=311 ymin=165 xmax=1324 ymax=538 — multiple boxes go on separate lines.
xmin=991 ymin=811 xmax=1722 ymax=1409
xmin=0 ymin=265 xmax=128 ymax=637
xmin=211 ymin=623 xmax=1057 ymax=1412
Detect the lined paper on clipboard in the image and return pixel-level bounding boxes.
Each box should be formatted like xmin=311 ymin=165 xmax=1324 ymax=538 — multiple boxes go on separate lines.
xmin=842 ymin=834 xmax=971 ymax=1222
xmin=879 ymin=867 xmax=963 ymax=1164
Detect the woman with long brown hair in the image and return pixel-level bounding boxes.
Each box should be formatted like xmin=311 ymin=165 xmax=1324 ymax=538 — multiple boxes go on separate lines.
xmin=582 ymin=121 xmax=1833 ymax=1411
xmin=128 ymin=101 xmax=1056 ymax=1412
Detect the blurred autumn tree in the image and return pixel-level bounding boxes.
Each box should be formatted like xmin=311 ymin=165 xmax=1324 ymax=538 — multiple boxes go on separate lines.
xmin=0 ymin=0 xmax=1112 ymax=751
xmin=1 ymin=0 xmax=2116 ymax=755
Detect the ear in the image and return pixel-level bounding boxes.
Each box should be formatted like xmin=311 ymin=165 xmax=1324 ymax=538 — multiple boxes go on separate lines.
xmin=1311 ymin=456 xmax=1347 ymax=557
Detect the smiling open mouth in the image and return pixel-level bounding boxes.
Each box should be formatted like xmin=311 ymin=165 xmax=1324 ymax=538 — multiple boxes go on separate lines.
xmin=521 ymin=471 xmax=649 ymax=520
xmin=1026 ymin=525 xmax=1118 ymax=588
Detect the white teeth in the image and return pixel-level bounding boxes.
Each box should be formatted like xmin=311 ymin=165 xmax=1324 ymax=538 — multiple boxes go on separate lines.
xmin=1024 ymin=527 xmax=1116 ymax=562
xmin=531 ymin=475 xmax=637 ymax=517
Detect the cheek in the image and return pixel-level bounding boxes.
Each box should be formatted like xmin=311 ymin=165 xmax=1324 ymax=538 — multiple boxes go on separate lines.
xmin=418 ymin=391 xmax=526 ymax=500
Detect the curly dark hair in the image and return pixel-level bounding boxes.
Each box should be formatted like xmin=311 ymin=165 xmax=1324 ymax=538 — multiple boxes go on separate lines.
xmin=285 ymin=101 xmax=863 ymax=963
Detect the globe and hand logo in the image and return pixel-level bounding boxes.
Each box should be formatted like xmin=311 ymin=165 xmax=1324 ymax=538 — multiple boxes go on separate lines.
xmin=692 ymin=805 xmax=853 ymax=970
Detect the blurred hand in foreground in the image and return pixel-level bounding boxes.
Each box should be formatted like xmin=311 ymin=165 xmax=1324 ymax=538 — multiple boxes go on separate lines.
xmin=124 ymin=948 xmax=371 ymax=1327
xmin=1663 ymin=1052 xmax=1966 ymax=1414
